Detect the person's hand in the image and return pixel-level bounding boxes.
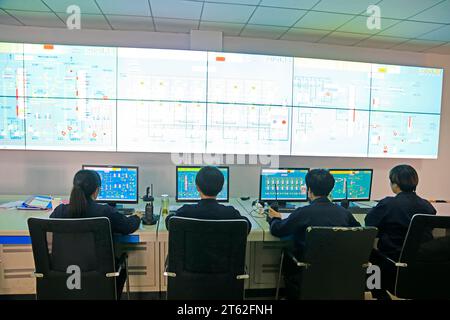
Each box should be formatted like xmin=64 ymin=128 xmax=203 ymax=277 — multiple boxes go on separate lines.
xmin=133 ymin=211 xmax=144 ymax=219
xmin=268 ymin=207 xmax=282 ymax=219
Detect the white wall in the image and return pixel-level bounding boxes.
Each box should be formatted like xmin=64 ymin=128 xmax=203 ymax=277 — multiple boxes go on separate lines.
xmin=0 ymin=25 xmax=449 ymax=200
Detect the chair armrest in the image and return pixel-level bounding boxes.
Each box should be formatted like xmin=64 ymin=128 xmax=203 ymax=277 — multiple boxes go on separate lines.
xmin=285 ymin=250 xmax=310 ymax=268
xmin=236 ymin=265 xmax=249 ymax=280
xmin=106 ymin=253 xmax=127 ymax=278
xmin=377 ymin=251 xmax=408 ymax=268
xmin=163 ymin=256 xmax=176 ymax=277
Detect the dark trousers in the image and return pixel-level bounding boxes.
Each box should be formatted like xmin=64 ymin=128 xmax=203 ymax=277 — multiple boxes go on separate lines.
xmin=368 ymin=249 xmax=396 ymax=299
xmin=282 ymin=251 xmax=304 ymax=300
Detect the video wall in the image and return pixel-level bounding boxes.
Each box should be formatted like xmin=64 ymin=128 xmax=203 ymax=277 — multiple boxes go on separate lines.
xmin=0 ymin=42 xmax=444 ymax=158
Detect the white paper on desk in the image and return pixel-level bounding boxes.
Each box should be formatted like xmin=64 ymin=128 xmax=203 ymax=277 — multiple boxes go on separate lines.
xmin=0 ymin=201 xmax=24 ymax=209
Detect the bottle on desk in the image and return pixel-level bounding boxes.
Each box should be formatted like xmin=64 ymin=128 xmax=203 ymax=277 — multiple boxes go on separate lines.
xmin=161 ymin=194 xmax=169 ymax=216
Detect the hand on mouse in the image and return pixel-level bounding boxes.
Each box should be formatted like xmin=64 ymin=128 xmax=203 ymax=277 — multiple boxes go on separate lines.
xmin=268 ymin=207 xmax=282 ymax=219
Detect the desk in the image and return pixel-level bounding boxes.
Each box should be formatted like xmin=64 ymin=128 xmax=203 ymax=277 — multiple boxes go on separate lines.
xmin=1 ymin=195 xmax=448 ymax=295
xmin=0 ymin=195 xmax=159 ymax=294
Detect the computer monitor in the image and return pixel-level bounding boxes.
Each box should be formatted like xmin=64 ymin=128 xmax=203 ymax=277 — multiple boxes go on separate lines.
xmin=176 ymin=166 xmax=229 ymax=202
xmin=259 ymin=168 xmax=309 ymax=205
xmin=329 ymin=169 xmax=373 ymax=201
xmin=82 ymin=165 xmax=139 ymax=204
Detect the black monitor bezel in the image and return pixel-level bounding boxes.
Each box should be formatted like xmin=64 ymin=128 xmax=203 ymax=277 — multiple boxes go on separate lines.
xmin=329 ymin=168 xmax=373 ymax=201
xmin=259 ymin=167 xmax=310 ymax=202
xmin=175 ymin=166 xmax=230 ymax=203
xmin=82 ymin=164 xmax=139 ymax=204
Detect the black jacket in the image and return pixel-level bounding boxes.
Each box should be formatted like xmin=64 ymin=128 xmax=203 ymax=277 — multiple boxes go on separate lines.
xmin=365 ymin=191 xmax=436 ymax=260
xmin=50 ymin=199 xmax=141 ymax=235
xmin=269 ymin=197 xmax=360 ymax=254
xmin=165 ymin=198 xmax=252 ymax=233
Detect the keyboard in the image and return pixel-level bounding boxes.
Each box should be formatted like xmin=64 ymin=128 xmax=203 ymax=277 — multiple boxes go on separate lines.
xmin=118 ymin=208 xmax=135 ymax=215
xmin=278 ymin=207 xmax=296 ymax=213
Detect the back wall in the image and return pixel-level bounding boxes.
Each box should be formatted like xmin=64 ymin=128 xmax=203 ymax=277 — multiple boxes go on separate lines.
xmin=0 ymin=25 xmax=449 ymax=201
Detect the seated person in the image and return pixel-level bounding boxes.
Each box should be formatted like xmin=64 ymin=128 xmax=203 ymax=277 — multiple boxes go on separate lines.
xmin=50 ymin=169 xmax=142 ymax=298
xmin=365 ymin=164 xmax=436 ymax=297
xmin=51 ymin=169 xmax=142 ymax=235
xmin=268 ymin=168 xmax=360 ymax=299
xmin=166 ymin=166 xmax=251 ymax=233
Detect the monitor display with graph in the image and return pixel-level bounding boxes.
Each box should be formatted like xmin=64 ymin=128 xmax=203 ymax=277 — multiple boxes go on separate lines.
xmin=329 ymin=169 xmax=373 ymax=201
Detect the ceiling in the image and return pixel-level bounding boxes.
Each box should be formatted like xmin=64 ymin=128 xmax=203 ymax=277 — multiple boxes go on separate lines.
xmin=0 ymin=0 xmax=450 ymax=54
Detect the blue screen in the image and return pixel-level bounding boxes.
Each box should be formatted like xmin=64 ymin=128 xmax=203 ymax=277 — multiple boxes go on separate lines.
xmin=84 ymin=166 xmax=138 ymax=202
xmin=260 ymin=168 xmax=308 ymax=201
xmin=330 ymin=169 xmax=372 ymax=201
xmin=177 ymin=167 xmax=228 ymax=201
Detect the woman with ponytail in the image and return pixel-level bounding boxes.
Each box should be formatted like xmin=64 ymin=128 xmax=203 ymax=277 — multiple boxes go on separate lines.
xmin=51 ymin=170 xmax=141 ymax=235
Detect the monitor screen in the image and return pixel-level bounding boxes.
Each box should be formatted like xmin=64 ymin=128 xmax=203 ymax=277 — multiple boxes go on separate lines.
xmin=82 ymin=165 xmax=139 ymax=203
xmin=176 ymin=166 xmax=229 ymax=202
xmin=330 ymin=169 xmax=373 ymax=201
xmin=260 ymin=168 xmax=309 ymax=202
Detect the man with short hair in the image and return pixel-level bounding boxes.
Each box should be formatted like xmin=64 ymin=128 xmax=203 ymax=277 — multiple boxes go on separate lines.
xmin=268 ymin=168 xmax=360 ymax=253
xmin=268 ymin=169 xmax=360 ymax=299
xmin=166 ymin=166 xmax=251 ymax=233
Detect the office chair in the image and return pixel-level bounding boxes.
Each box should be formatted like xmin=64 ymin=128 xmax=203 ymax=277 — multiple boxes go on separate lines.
xmin=27 ymin=217 xmax=130 ymax=300
xmin=276 ymin=226 xmax=378 ymax=300
xmin=164 ymin=216 xmax=249 ymax=300
xmin=376 ymin=214 xmax=450 ymax=299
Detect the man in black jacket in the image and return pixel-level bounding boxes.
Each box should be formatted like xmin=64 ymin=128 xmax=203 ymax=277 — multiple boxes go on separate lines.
xmin=166 ymin=166 xmax=251 ymax=233
xmin=268 ymin=168 xmax=360 ymax=299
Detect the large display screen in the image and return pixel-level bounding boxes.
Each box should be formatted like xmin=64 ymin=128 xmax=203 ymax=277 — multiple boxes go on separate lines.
xmin=0 ymin=42 xmax=444 ymax=159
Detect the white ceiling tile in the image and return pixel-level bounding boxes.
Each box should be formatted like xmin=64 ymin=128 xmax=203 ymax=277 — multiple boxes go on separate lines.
xmin=96 ymin=0 xmax=150 ymax=16
xmin=319 ymin=31 xmax=369 ymax=46
xmin=280 ymin=28 xmax=330 ymax=42
xmin=199 ymin=21 xmax=243 ymax=36
xmin=240 ymin=24 xmax=287 ymax=39
xmin=154 ymin=18 xmax=197 ymax=33
xmin=0 ymin=9 xmax=23 ymax=25
xmin=418 ymin=25 xmax=450 ymax=42
xmin=107 ymin=15 xmax=154 ymax=31
xmin=249 ymin=7 xmax=306 ymax=27
xmin=337 ymin=16 xmax=400 ymax=35
xmin=391 ymin=39 xmax=445 ymax=52
xmin=294 ymin=11 xmax=354 ymax=30
xmin=426 ymin=42 xmax=450 ymax=54
xmin=202 ymin=3 xmax=255 ymax=23
xmin=55 ymin=12 xmax=111 ymax=30
xmin=204 ymin=0 xmax=260 ymax=4
xmin=0 ymin=0 xmax=51 ymax=12
xmin=356 ymin=35 xmax=409 ymax=49
xmin=410 ymin=0 xmax=450 ymax=23
xmin=260 ymin=0 xmax=319 ymax=10
xmin=150 ymin=0 xmax=202 ymax=20
xmin=314 ymin=0 xmax=378 ymax=14
xmin=6 ymin=10 xmax=65 ymax=27
xmin=379 ymin=0 xmax=443 ymax=19
xmin=42 ymin=0 xmax=102 ymax=14
xmin=378 ymin=21 xmax=444 ymax=38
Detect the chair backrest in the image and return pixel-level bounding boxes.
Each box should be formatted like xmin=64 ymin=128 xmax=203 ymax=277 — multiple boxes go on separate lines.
xmin=395 ymin=214 xmax=450 ymax=299
xmin=27 ymin=217 xmax=117 ymax=300
xmin=299 ymin=226 xmax=378 ymax=300
xmin=166 ymin=216 xmax=249 ymax=300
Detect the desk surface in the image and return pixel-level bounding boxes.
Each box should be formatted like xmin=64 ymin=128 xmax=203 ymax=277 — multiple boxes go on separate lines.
xmin=1 ymin=195 xmax=449 ymax=243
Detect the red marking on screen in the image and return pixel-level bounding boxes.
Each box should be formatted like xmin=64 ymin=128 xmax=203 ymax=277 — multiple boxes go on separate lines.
xmin=43 ymin=44 xmax=54 ymax=50
xmin=216 ymin=56 xmax=225 ymax=62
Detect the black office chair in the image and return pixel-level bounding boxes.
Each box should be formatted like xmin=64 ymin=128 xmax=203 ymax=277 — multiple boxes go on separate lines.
xmin=376 ymin=214 xmax=450 ymax=299
xmin=164 ymin=216 xmax=249 ymax=300
xmin=276 ymin=226 xmax=378 ymax=300
xmin=27 ymin=217 xmax=130 ymax=300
